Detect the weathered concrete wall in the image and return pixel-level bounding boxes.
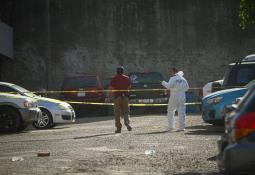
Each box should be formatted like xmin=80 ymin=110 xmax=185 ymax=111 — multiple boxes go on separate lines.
xmin=2 ymin=0 xmax=255 ymax=90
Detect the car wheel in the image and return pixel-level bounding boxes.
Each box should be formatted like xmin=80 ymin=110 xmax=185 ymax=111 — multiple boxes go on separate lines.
xmin=33 ymin=108 xmax=53 ymax=129
xmin=0 ymin=107 xmax=21 ymax=133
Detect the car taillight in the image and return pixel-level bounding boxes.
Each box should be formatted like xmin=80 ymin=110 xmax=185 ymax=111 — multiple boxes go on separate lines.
xmin=66 ymin=89 xmax=76 ymax=96
xmin=234 ymin=112 xmax=255 ymax=140
xmin=97 ymin=88 xmax=104 ymax=96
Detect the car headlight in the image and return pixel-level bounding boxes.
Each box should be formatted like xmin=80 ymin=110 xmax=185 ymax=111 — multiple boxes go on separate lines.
xmin=24 ymin=100 xmax=38 ymax=108
xmin=207 ymin=96 xmax=223 ymax=104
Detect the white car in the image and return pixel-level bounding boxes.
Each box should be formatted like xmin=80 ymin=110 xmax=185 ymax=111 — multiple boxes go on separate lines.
xmin=0 ymin=82 xmax=75 ymax=129
xmin=0 ymin=93 xmax=40 ymax=132
xmin=202 ymin=79 xmax=223 ymax=97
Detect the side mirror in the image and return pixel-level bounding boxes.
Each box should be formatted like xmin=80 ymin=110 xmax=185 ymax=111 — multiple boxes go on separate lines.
xmin=212 ymin=82 xmax=222 ymax=92
xmin=223 ymin=104 xmax=237 ymax=116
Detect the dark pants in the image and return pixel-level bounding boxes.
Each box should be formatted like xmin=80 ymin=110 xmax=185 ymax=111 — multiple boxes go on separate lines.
xmin=114 ymin=96 xmax=130 ymax=129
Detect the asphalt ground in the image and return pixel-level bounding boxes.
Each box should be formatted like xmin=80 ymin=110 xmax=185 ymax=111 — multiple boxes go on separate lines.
xmin=0 ymin=114 xmax=224 ymax=175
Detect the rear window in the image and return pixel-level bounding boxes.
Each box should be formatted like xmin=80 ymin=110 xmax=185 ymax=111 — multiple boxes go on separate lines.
xmin=62 ymin=76 xmax=98 ymax=89
xmin=223 ymin=64 xmax=255 ymax=87
xmin=129 ymin=72 xmax=164 ymax=84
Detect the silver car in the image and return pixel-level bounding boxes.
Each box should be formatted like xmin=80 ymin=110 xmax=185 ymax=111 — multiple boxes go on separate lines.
xmin=0 ymin=82 xmax=75 ymax=129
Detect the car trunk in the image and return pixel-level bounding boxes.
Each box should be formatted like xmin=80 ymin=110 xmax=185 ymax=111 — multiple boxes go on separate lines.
xmin=62 ymin=87 xmax=104 ymax=100
xmin=130 ymin=83 xmax=167 ymax=99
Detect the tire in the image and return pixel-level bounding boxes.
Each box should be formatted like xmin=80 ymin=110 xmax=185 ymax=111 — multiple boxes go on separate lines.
xmin=33 ymin=108 xmax=53 ymax=129
xmin=0 ymin=107 xmax=21 ymax=133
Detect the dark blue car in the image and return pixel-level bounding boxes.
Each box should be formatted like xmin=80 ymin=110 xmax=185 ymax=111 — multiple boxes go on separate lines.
xmin=217 ymin=87 xmax=255 ymax=174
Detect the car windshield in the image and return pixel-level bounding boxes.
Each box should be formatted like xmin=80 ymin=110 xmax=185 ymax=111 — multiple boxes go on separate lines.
xmin=12 ymin=85 xmax=37 ymax=97
xmin=223 ymin=64 xmax=255 ymax=87
xmin=62 ymin=76 xmax=98 ymax=89
xmin=129 ymin=72 xmax=164 ymax=84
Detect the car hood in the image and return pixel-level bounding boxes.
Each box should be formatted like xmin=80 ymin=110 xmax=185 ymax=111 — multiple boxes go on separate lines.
xmin=34 ymin=96 xmax=65 ymax=105
xmin=203 ymin=88 xmax=246 ymax=100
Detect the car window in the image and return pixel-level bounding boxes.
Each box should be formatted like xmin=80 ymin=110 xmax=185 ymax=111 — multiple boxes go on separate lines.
xmin=11 ymin=85 xmax=36 ymax=97
xmin=129 ymin=72 xmax=164 ymax=84
xmin=236 ymin=68 xmax=255 ymax=84
xmin=246 ymin=94 xmax=255 ymax=112
xmin=0 ymin=85 xmax=19 ymax=94
xmin=62 ymin=76 xmax=98 ymax=89
xmin=223 ymin=64 xmax=255 ymax=87
xmin=237 ymin=88 xmax=255 ymax=112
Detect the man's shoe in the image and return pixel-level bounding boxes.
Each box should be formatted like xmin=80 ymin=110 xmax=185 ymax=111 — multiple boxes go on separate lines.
xmin=115 ymin=129 xmax=121 ymax=133
xmin=176 ymin=129 xmax=185 ymax=132
xmin=127 ymin=125 xmax=132 ymax=131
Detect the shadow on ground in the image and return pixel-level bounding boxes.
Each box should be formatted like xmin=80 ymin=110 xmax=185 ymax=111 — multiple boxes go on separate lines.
xmin=75 ymin=116 xmax=113 ymax=124
xmin=174 ymin=172 xmax=222 ymax=175
xmin=73 ymin=133 xmax=115 ymax=140
xmin=185 ymin=125 xmax=224 ymax=136
xmin=75 ymin=114 xmax=154 ymax=124
xmin=135 ymin=130 xmax=170 ymax=135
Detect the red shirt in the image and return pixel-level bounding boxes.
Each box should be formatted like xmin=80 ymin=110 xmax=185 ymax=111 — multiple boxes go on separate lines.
xmin=110 ymin=74 xmax=131 ymax=98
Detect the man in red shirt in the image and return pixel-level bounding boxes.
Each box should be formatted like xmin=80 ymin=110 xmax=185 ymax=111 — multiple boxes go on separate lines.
xmin=109 ymin=66 xmax=132 ymax=133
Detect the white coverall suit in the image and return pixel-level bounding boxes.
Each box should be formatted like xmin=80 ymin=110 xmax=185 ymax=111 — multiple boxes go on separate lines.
xmin=161 ymin=71 xmax=189 ymax=130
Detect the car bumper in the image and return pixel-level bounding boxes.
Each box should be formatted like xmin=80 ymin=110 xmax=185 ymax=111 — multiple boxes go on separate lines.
xmin=19 ymin=107 xmax=41 ymax=123
xmin=51 ymin=109 xmax=76 ymax=124
xmin=202 ymin=103 xmax=224 ymax=123
xmin=217 ymin=139 xmax=255 ymax=174
xmin=129 ymin=97 xmax=168 ymax=104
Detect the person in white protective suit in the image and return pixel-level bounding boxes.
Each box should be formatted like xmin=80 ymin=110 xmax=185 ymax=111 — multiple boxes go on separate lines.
xmin=161 ymin=68 xmax=189 ymax=132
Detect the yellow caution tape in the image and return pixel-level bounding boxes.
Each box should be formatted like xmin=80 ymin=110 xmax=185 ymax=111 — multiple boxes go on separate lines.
xmin=66 ymin=101 xmax=114 ymax=106
xmin=0 ymin=85 xmax=245 ymax=94
xmin=66 ymin=101 xmax=201 ymax=106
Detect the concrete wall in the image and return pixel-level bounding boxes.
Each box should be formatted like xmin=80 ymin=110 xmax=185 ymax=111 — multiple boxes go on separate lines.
xmin=2 ymin=0 xmax=255 ymax=91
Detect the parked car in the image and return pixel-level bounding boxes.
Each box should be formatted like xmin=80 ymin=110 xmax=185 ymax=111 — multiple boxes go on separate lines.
xmin=201 ymin=57 xmax=255 ymax=97
xmin=202 ymin=79 xmax=255 ymax=125
xmin=0 ymin=82 xmax=75 ymax=129
xmin=202 ymin=80 xmax=223 ymax=97
xmin=127 ymin=72 xmax=168 ymax=114
xmin=60 ymin=75 xmax=105 ymax=103
xmin=0 ymin=92 xmax=40 ymax=132
xmin=60 ymin=75 xmax=106 ymax=117
xmin=223 ymin=61 xmax=255 ymax=89
xmin=129 ymin=72 xmax=168 ymax=104
xmin=217 ymin=87 xmax=255 ymax=174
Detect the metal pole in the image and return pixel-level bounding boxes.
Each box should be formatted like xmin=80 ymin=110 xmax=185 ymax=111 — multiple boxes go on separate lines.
xmin=46 ymin=0 xmax=51 ymax=92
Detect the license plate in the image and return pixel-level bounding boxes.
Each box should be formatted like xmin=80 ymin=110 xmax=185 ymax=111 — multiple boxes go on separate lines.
xmin=77 ymin=92 xmax=86 ymax=97
xmin=138 ymin=99 xmax=153 ymax=103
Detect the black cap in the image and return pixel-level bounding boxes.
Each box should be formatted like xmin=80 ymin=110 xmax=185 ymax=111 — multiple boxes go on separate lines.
xmin=117 ymin=66 xmax=124 ymax=74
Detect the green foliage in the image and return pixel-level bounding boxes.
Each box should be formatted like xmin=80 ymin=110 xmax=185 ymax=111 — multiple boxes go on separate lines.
xmin=239 ymin=0 xmax=255 ymax=29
